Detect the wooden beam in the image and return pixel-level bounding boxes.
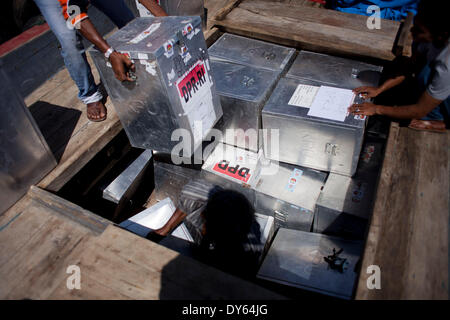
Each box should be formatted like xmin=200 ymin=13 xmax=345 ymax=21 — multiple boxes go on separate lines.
xmin=356 ymin=123 xmax=449 ymax=299
xmin=394 ymin=11 xmax=414 ymax=57
xmin=212 ymin=0 xmax=400 ymax=61
xmin=213 ymin=0 xmax=243 ymax=21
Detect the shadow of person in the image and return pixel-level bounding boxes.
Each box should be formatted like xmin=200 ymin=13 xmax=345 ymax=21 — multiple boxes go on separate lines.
xmin=158 ymin=188 xmax=266 ymax=299
xmin=28 ymin=101 xmax=81 ymax=162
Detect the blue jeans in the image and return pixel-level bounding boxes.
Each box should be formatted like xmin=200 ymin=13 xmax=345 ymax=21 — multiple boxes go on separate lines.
xmin=33 ymin=0 xmax=134 ymax=104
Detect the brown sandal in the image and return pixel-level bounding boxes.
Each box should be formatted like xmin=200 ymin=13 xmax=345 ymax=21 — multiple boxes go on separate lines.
xmin=408 ymin=119 xmax=446 ymax=133
xmin=87 ymin=101 xmax=107 ymax=122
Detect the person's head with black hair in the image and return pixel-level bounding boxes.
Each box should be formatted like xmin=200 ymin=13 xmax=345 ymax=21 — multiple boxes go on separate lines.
xmin=198 ymin=188 xmax=259 ymax=278
xmin=202 ymin=189 xmax=255 ymax=249
xmin=412 ymin=0 xmax=450 ymax=47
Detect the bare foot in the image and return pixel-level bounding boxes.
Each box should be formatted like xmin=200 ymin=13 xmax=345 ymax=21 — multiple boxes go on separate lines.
xmin=408 ymin=119 xmax=446 ymax=133
xmin=87 ymin=101 xmax=107 ymax=122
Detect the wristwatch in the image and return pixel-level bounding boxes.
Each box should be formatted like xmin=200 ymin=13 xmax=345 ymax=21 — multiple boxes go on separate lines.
xmin=104 ymin=47 xmax=115 ymax=59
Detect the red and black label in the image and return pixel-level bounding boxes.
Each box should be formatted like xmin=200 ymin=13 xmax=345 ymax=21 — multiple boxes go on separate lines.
xmin=213 ymin=160 xmax=251 ymax=183
xmin=177 ymin=62 xmax=207 ymax=104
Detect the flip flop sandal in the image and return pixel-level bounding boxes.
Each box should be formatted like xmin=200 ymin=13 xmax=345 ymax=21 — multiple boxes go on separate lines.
xmin=408 ymin=120 xmax=446 ymax=133
xmin=88 ymin=114 xmax=107 ymax=122
xmin=87 ymin=105 xmax=107 ymax=122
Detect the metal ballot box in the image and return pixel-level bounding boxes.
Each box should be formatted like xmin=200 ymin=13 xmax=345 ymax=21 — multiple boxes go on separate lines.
xmin=202 ymin=143 xmax=264 ymax=188
xmin=209 ymin=33 xmax=296 ymax=73
xmin=153 ymin=160 xmax=202 ymax=204
xmin=257 ymin=229 xmax=363 ymax=300
xmin=314 ymin=136 xmax=385 ymax=239
xmin=254 ymin=162 xmax=327 ymax=231
xmin=211 ymin=60 xmax=280 ymax=152
xmin=262 ymin=77 xmax=366 ymax=176
xmin=286 ymin=51 xmax=382 ymax=90
xmin=90 ymin=16 xmax=222 ymax=155
xmin=0 ymin=64 xmax=57 ymax=214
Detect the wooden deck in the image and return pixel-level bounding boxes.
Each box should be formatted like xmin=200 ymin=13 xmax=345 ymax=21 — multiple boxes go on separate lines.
xmin=0 ymin=187 xmax=284 ymax=299
xmin=356 ymin=123 xmax=449 ymax=299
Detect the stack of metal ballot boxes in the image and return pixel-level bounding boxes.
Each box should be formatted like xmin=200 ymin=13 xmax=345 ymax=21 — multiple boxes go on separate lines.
xmin=106 ymin=29 xmax=387 ymax=298
xmin=89 ymin=16 xmax=222 ymax=156
xmin=255 ymin=51 xmax=384 ymax=299
xmin=208 ymin=33 xmax=296 ymax=152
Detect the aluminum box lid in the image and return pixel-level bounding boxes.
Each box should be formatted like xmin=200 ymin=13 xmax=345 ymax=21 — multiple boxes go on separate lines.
xmin=257 ymin=228 xmax=363 ymax=299
xmin=286 ymin=51 xmax=382 ymax=89
xmin=208 ymin=33 xmax=296 ymax=72
xmin=202 ymin=143 xmax=264 ymax=188
xmin=104 ymin=16 xmax=203 ymax=60
xmin=211 ymin=60 xmax=280 ymax=103
xmin=262 ymin=77 xmax=366 ymax=129
xmin=103 ymin=150 xmax=153 ymax=204
xmin=316 ymin=172 xmax=378 ymax=219
xmin=255 ymin=162 xmax=327 ymax=212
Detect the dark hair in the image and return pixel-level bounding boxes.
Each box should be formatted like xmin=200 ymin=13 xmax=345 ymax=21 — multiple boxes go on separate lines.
xmin=416 ymin=0 xmax=450 ymax=40
xmin=202 ymin=189 xmax=255 ymax=247
xmin=199 ymin=189 xmax=258 ymax=279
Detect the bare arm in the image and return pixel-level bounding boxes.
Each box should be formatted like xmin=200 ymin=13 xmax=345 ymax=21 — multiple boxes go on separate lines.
xmin=348 ymin=91 xmax=443 ymax=119
xmin=78 ymin=19 xmax=135 ymax=82
xmin=138 ymin=0 xmax=168 ymax=16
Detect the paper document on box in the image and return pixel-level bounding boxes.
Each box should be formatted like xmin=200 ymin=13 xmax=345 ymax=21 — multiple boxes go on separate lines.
xmin=288 ymin=84 xmax=320 ymax=108
xmin=307 ymin=86 xmax=355 ymax=122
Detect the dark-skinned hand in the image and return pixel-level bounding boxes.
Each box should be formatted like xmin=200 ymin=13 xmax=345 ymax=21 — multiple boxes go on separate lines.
xmin=348 ymin=102 xmax=378 ymax=116
xmin=109 ymin=51 xmax=136 ymax=82
xmin=352 ymin=86 xmax=381 ymax=99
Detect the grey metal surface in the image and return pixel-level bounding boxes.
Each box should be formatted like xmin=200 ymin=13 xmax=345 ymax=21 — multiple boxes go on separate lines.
xmin=257 ymin=228 xmax=363 ymax=299
xmin=154 ymin=160 xmax=202 ymax=204
xmin=286 ymin=51 xmax=382 ymax=90
xmin=89 ymin=16 xmax=222 ymax=155
xmin=103 ymin=150 xmax=153 ymax=203
xmin=313 ymin=173 xmax=377 ymax=239
xmin=314 ymin=136 xmax=385 ymax=239
xmin=209 ymin=33 xmax=296 ymax=73
xmin=255 ymin=162 xmax=327 ymax=231
xmin=0 ymin=64 xmax=57 ymax=214
xmin=262 ymin=77 xmax=366 ymax=176
xmin=211 ymin=60 xmax=280 ymax=152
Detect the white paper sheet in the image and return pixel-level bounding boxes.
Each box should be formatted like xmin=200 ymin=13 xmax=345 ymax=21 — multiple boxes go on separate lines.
xmin=288 ymin=84 xmax=320 ymax=108
xmin=307 ymin=86 xmax=355 ymax=122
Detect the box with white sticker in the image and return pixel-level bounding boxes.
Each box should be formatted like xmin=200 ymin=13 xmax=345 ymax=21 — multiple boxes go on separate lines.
xmin=262 ymin=77 xmax=366 ymax=177
xmin=254 ymin=161 xmax=327 ymax=231
xmin=201 ymin=142 xmax=264 ymax=188
xmin=89 ymin=16 xmax=222 ymax=155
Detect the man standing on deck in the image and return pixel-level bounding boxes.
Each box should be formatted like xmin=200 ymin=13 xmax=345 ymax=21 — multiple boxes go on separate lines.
xmin=33 ymin=0 xmax=168 ymax=122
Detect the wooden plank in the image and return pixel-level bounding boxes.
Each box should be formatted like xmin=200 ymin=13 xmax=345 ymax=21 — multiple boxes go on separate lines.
xmin=356 ymin=123 xmax=449 ymax=299
xmin=29 ymin=186 xmax=110 ymax=235
xmin=0 ymin=197 xmax=54 ymax=268
xmin=204 ymin=27 xmax=222 ymax=47
xmin=36 ymin=105 xmax=122 ymax=192
xmin=213 ymin=0 xmax=243 ymax=21
xmin=395 ymin=11 xmax=414 ymax=57
xmin=212 ymin=0 xmax=400 ymax=61
xmin=0 ymin=211 xmax=90 ymax=299
xmin=90 ymin=225 xmax=286 ymax=300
